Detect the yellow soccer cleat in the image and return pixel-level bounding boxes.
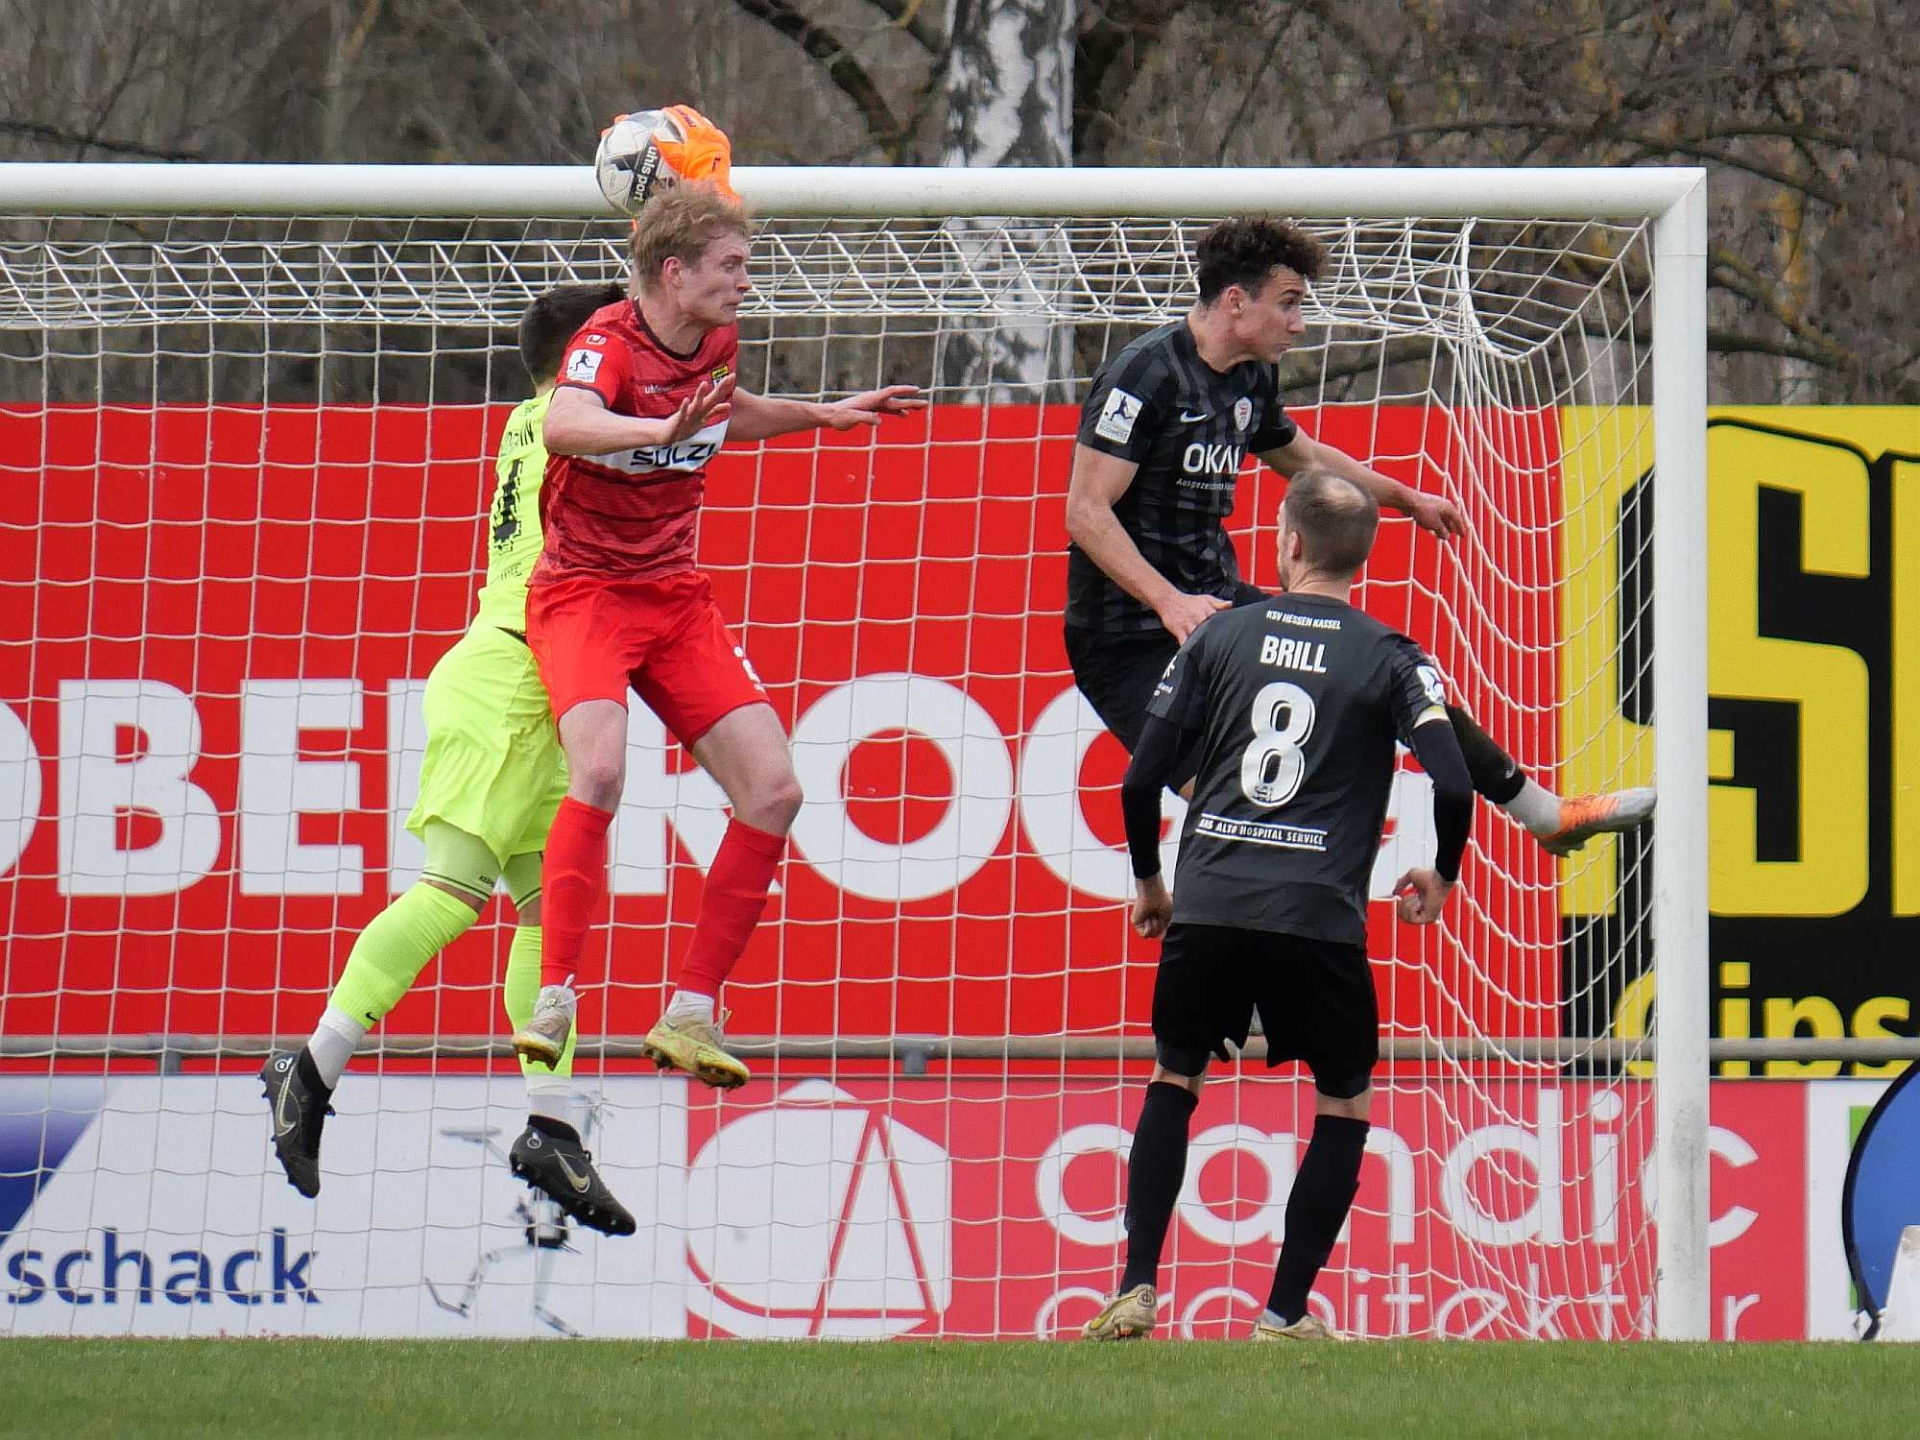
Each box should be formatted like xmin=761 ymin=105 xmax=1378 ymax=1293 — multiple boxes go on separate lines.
xmin=511 ymin=983 xmax=577 ymax=1070
xmin=1082 ymin=1284 xmax=1157 ymax=1341
xmin=1252 ymin=1313 xmax=1347 ymax=1342
xmin=643 ymin=1009 xmax=751 ymax=1089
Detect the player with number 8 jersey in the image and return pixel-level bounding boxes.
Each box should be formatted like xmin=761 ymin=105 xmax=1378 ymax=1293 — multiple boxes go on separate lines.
xmin=1086 ymin=470 xmax=1475 ymax=1343
xmin=518 ymin=178 xmax=926 ymax=1092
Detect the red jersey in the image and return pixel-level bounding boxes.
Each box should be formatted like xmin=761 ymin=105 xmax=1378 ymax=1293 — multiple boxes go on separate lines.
xmin=533 ymin=299 xmax=738 ymax=584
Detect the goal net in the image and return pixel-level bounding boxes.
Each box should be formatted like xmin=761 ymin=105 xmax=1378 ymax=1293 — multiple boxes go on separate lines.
xmin=0 ymin=165 xmax=1706 ymax=1340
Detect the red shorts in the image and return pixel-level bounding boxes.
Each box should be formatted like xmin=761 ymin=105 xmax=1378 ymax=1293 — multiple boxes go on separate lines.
xmin=526 ymin=570 xmax=769 ymax=747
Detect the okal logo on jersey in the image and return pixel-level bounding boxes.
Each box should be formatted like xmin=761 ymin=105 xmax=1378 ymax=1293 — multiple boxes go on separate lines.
xmin=684 ymin=1080 xmax=951 ymax=1338
xmin=1182 ymin=442 xmax=1244 ymax=479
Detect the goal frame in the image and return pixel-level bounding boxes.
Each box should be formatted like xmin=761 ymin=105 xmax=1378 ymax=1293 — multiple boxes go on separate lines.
xmin=0 ymin=160 xmax=1711 ymax=1339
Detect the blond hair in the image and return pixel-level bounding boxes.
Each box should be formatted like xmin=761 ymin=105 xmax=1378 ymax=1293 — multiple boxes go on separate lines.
xmin=629 ymin=182 xmax=753 ymax=289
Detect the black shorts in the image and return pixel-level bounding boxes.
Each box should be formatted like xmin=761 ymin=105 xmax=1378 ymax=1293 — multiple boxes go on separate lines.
xmin=1151 ymin=921 xmax=1379 ymax=1099
xmin=1063 ymin=583 xmax=1270 ymax=752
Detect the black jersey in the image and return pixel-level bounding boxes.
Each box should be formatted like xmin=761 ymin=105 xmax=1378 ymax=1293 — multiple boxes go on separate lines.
xmin=1145 ymin=593 xmax=1449 ymax=945
xmin=1066 ymin=320 xmax=1298 ymax=634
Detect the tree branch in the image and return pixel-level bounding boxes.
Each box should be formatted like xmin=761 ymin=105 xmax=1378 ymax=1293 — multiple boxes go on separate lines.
xmin=0 ymin=118 xmax=202 ymax=162
xmin=1707 ymin=248 xmax=1854 ymax=370
xmin=726 ymin=0 xmax=904 ymax=154
xmin=1346 ymin=117 xmax=1848 ymax=207
xmin=1074 ymin=0 xmax=1187 ymax=162
xmin=862 ymin=0 xmax=944 ymax=57
xmin=1213 ymin=4 xmax=1302 ymax=166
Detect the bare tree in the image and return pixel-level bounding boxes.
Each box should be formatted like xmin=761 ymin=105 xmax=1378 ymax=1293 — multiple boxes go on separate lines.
xmin=933 ymin=0 xmax=1074 ymax=400
xmin=2 ymin=0 xmax=1915 ymax=401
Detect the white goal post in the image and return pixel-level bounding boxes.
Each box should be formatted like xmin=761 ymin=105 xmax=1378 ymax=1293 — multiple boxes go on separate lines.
xmin=0 ymin=162 xmax=1707 ymax=1340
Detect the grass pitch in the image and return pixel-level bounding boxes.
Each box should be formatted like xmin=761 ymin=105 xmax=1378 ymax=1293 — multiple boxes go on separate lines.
xmin=0 ymin=1338 xmax=1912 ymax=1439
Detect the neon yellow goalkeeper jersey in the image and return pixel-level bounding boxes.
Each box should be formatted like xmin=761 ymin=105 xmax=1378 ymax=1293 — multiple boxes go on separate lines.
xmin=471 ymin=391 xmax=550 ymax=633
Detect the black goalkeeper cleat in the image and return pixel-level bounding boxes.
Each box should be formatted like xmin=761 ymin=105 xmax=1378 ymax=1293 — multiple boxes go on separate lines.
xmin=509 ymin=1117 xmax=637 ymax=1237
xmin=261 ymin=1048 xmax=333 ymax=1199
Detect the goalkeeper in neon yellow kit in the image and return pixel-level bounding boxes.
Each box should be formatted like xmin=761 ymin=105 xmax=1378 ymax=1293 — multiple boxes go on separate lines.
xmin=262 ymin=282 xmax=636 ymax=1236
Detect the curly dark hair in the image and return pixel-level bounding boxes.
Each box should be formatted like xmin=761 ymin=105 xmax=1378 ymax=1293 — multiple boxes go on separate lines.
xmin=517 ymin=281 xmax=628 ymax=385
xmin=1194 ymin=218 xmax=1326 ymax=304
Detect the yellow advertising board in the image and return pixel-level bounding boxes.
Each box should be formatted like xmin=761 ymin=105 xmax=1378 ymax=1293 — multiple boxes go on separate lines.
xmin=1563 ymin=408 xmax=1920 ymax=1074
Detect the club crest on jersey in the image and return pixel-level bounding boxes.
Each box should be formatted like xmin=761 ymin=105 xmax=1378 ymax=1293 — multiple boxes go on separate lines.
xmin=564 ymin=348 xmax=602 ymax=383
xmin=1233 ymin=396 xmax=1252 ymax=432
xmin=711 ymin=363 xmax=732 ymax=383
xmin=1095 ymin=388 xmax=1143 ymax=444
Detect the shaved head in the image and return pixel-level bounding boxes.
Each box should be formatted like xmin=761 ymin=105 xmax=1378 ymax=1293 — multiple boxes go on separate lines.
xmin=1281 ymin=469 xmax=1379 ymax=579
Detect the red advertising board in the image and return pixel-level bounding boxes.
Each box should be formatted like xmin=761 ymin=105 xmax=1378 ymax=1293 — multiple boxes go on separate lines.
xmin=0 ymin=1072 xmax=1817 ymax=1340
xmin=0 ymin=403 xmax=1562 ymax=1047
xmin=681 ymin=1077 xmax=1806 ymax=1341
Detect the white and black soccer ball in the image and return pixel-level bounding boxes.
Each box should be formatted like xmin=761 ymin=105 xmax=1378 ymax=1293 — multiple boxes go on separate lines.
xmin=594 ymin=107 xmax=733 ymax=216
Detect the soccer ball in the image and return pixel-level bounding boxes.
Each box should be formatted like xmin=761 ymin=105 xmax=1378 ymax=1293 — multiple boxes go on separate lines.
xmin=594 ymin=106 xmax=736 ymax=216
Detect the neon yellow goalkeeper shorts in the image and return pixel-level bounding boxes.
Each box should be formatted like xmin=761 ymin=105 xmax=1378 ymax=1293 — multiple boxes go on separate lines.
xmin=405 ymin=621 xmax=569 ymax=866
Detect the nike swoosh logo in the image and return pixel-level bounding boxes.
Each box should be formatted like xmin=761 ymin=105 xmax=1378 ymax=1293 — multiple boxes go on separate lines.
xmin=555 ymin=1152 xmax=593 ymax=1193
xmin=1180 ymin=410 xmax=1211 ymax=423
xmin=273 ymin=1071 xmax=299 ymax=1139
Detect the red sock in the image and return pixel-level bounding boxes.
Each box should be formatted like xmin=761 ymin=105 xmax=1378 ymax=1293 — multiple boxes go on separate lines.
xmin=541 ymin=795 xmax=614 ymax=988
xmin=678 ymin=818 xmax=785 ymax=1001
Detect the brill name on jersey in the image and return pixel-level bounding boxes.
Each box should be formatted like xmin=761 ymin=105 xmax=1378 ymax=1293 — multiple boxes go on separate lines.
xmin=1259 ymin=633 xmax=1328 ymax=674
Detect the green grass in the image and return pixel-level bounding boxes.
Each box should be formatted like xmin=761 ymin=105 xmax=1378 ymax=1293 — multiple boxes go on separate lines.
xmin=0 ymin=1338 xmax=1913 ymax=1439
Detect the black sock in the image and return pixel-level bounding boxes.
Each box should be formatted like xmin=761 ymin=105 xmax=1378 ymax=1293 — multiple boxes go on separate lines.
xmin=1119 ymin=1082 xmax=1198 ymax=1293
xmin=1447 ymin=704 xmax=1526 ymax=805
xmin=527 ymin=1114 xmax=581 ymax=1144
xmin=1268 ymin=1114 xmax=1370 ymax=1323
xmin=294 ymin=1047 xmax=333 ymax=1099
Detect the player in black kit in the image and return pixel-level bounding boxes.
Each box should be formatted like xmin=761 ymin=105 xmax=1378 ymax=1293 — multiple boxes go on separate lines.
xmin=1083 ymin=470 xmax=1470 ymax=1343
xmin=1064 ymin=216 xmax=1653 ymax=853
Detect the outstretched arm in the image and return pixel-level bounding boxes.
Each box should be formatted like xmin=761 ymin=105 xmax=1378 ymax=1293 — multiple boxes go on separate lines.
xmin=1260 ymin=430 xmax=1466 ymax=541
xmin=726 ymin=385 xmax=926 ymax=442
xmin=543 ymin=379 xmax=732 ymax=456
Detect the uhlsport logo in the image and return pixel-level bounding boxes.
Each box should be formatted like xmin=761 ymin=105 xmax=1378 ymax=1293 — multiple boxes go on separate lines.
xmin=685 ymin=1080 xmax=951 ymax=1338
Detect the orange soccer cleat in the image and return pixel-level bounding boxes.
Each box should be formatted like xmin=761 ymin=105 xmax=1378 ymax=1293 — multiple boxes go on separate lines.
xmin=1541 ymin=787 xmax=1658 ymax=856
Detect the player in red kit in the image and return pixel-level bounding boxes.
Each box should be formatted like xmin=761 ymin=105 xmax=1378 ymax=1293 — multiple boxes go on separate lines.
xmin=513 ymin=181 xmax=924 ymax=1087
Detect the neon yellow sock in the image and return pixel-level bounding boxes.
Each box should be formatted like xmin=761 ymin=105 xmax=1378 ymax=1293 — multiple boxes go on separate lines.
xmin=505 ymin=924 xmax=576 ymax=1081
xmin=327 ymin=883 xmax=477 ymax=1027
